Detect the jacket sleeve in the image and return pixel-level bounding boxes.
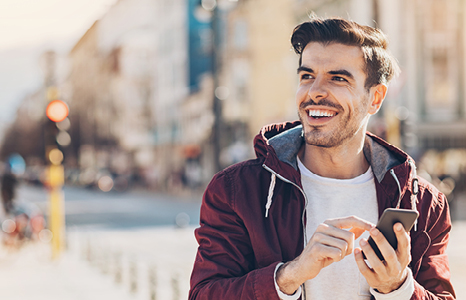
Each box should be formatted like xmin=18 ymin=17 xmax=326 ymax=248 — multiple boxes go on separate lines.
xmin=411 ymin=192 xmax=456 ymax=300
xmin=189 ymin=171 xmax=282 ymax=300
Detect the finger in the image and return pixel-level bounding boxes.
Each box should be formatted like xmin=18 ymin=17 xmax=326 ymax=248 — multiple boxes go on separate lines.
xmin=315 ymin=223 xmax=354 ymax=255
xmin=369 ymin=227 xmax=398 ymax=265
xmin=394 ymin=223 xmax=411 ymax=266
xmin=349 ymin=227 xmax=366 ymax=239
xmin=354 ymin=248 xmax=375 ymax=278
xmin=325 ymin=216 xmax=375 ymax=238
xmin=313 ymin=243 xmax=344 ymax=263
xmin=312 ymin=232 xmax=349 ymax=258
xmin=359 ymin=238 xmax=386 ymax=274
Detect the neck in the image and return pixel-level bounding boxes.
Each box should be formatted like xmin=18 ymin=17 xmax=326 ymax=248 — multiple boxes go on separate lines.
xmin=299 ymin=134 xmax=369 ymax=179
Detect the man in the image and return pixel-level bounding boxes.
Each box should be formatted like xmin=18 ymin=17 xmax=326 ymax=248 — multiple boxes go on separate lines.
xmin=189 ymin=17 xmax=455 ymax=300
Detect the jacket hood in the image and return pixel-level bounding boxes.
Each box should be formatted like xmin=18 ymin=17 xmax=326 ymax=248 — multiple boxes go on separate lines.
xmin=254 ymin=121 xmax=409 ymax=183
xmin=254 ymin=121 xmax=420 ymax=223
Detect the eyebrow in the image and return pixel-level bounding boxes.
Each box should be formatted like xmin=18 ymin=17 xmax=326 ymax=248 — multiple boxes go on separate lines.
xmin=297 ymin=66 xmax=355 ymax=81
xmin=328 ymin=69 xmax=355 ymax=80
xmin=297 ymin=66 xmax=313 ymax=74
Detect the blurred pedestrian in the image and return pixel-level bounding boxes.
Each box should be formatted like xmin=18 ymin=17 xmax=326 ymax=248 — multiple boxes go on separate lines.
xmin=1 ymin=172 xmax=45 ymax=247
xmin=189 ymin=16 xmax=455 ymax=299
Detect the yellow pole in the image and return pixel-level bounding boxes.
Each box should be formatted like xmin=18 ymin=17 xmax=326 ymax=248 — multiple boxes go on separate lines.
xmin=49 ymin=184 xmax=64 ymax=259
xmin=47 ymin=149 xmax=65 ymax=259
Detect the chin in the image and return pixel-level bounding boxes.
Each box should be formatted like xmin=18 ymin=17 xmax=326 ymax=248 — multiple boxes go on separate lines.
xmin=303 ymin=132 xmax=341 ymax=148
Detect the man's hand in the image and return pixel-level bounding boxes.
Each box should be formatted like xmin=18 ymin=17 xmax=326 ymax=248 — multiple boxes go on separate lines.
xmin=354 ymin=223 xmax=411 ymax=294
xmin=276 ymin=216 xmax=374 ymax=295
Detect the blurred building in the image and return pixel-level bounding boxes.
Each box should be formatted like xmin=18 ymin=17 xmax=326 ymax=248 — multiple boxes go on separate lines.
xmin=66 ymin=0 xmax=466 ymax=188
xmin=67 ymin=0 xmax=189 ymax=189
xmin=5 ymin=0 xmax=465 ymax=193
xmin=220 ymin=0 xmax=297 ymax=140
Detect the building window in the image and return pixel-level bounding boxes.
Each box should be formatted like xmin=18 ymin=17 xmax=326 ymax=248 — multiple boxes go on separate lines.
xmin=419 ymin=0 xmax=461 ymax=121
xmin=426 ymin=48 xmax=453 ymax=109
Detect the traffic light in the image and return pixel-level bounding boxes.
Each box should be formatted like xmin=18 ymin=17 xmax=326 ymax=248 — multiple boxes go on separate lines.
xmin=46 ymin=99 xmax=68 ymax=123
xmin=56 ymin=118 xmax=71 ymax=147
xmin=45 ymin=99 xmax=70 ymax=147
xmin=44 ymin=99 xmax=70 ymax=165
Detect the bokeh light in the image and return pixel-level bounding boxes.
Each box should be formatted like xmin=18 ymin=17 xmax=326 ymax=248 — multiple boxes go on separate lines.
xmin=2 ymin=219 xmax=16 ymax=233
xmin=98 ymin=175 xmax=114 ymax=192
xmin=46 ymin=100 xmax=69 ymax=123
xmin=48 ymin=148 xmax=64 ymax=165
xmin=39 ymin=229 xmax=53 ymax=243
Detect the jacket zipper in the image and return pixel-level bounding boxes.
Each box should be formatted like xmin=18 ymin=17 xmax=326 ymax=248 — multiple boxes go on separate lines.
xmin=262 ymin=164 xmax=308 ymax=300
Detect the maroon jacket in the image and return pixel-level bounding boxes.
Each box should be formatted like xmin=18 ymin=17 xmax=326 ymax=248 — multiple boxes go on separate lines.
xmin=189 ymin=121 xmax=455 ymax=300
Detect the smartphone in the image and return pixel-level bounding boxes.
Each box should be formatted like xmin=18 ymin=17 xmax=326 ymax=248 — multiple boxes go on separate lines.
xmin=362 ymin=208 xmax=419 ymax=261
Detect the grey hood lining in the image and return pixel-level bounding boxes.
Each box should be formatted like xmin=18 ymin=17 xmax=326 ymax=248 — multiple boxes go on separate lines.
xmin=268 ymin=125 xmax=304 ymax=171
xmin=268 ymin=125 xmax=404 ymax=183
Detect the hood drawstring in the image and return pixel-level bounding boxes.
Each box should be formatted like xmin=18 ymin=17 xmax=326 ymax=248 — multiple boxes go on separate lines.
xmin=390 ymin=169 xmax=403 ymax=209
xmin=390 ymin=162 xmax=419 ymax=231
xmin=265 ymin=173 xmax=276 ymax=218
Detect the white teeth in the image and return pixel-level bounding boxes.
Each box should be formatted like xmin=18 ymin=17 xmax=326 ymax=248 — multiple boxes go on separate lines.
xmin=308 ymin=110 xmax=336 ymax=117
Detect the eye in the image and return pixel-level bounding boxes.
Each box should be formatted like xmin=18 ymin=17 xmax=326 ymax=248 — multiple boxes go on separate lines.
xmin=332 ymin=76 xmax=347 ymax=82
xmin=300 ymin=74 xmax=313 ymax=81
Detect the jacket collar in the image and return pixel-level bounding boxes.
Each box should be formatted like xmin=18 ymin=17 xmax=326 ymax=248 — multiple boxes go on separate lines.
xmin=257 ymin=121 xmax=411 ymax=185
xmin=257 ymin=122 xmax=419 ymax=223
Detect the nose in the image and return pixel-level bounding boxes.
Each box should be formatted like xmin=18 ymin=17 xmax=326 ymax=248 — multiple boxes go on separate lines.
xmin=307 ymin=76 xmax=328 ymax=101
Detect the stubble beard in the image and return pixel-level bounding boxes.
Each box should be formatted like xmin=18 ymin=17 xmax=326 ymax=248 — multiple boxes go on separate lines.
xmin=298 ymin=96 xmax=370 ymax=148
xmin=298 ymin=112 xmax=353 ymax=148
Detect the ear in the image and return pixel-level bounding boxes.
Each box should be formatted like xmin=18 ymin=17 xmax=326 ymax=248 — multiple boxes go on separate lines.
xmin=368 ymin=84 xmax=387 ymax=115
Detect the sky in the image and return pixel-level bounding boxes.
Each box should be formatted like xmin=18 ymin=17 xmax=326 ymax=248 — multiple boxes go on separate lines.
xmin=0 ymin=0 xmax=116 ymax=128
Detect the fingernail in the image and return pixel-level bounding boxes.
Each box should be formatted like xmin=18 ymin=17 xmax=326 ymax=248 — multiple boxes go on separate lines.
xmin=395 ymin=223 xmax=403 ymax=231
xmin=354 ymin=248 xmax=360 ymax=255
xmin=360 ymin=239 xmax=367 ymax=246
xmin=371 ymin=228 xmax=379 ymax=236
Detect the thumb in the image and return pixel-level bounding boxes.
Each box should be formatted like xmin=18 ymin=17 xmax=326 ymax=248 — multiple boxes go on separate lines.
xmin=350 ymin=227 xmax=366 ymax=239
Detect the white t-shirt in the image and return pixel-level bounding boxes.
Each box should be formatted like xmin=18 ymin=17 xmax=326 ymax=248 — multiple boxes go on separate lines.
xmin=274 ymin=157 xmax=414 ymax=299
xmin=299 ymin=157 xmax=378 ymax=299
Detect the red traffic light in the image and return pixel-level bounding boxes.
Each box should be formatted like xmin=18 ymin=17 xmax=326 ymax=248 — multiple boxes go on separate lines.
xmin=46 ymin=100 xmax=69 ymax=123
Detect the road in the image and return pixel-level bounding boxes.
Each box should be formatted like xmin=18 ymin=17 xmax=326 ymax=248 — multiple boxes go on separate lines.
xmin=17 ymin=183 xmax=202 ymax=230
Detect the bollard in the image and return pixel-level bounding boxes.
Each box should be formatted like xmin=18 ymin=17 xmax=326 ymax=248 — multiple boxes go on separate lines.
xmin=98 ymin=248 xmax=109 ymax=274
xmin=149 ymin=266 xmax=157 ymax=300
xmin=81 ymin=235 xmax=88 ymax=260
xmin=130 ymin=259 xmax=138 ymax=294
xmin=114 ymin=253 xmax=122 ymax=284
xmin=101 ymin=250 xmax=109 ymax=274
xmin=64 ymin=231 xmax=69 ymax=251
xmin=86 ymin=238 xmax=93 ymax=263
xmin=171 ymin=274 xmax=180 ymax=300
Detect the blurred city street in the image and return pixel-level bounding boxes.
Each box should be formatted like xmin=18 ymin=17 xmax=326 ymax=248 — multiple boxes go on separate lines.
xmin=0 ymin=226 xmax=199 ymax=300
xmin=18 ymin=184 xmax=202 ymax=230
xmin=0 ymin=184 xmax=464 ymax=299
xmin=0 ymin=183 xmax=202 ymax=300
xmin=1 ymin=0 xmax=466 ymax=299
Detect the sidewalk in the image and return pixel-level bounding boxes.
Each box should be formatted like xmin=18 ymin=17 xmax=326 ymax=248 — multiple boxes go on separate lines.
xmin=0 ymin=241 xmax=134 ymax=300
xmin=0 ymin=226 xmax=198 ymax=300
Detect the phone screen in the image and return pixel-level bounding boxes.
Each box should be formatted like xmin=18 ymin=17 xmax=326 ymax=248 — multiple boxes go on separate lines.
xmin=362 ymin=208 xmax=419 ymax=261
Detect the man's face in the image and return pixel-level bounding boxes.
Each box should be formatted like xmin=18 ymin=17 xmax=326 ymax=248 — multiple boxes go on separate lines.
xmin=296 ymin=42 xmax=380 ymax=148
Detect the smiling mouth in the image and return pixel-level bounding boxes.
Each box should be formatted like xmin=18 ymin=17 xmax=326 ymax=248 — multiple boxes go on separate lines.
xmin=307 ymin=109 xmax=338 ymax=120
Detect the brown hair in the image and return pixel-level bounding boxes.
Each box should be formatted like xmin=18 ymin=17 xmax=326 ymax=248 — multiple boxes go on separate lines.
xmin=291 ymin=16 xmax=400 ymax=88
